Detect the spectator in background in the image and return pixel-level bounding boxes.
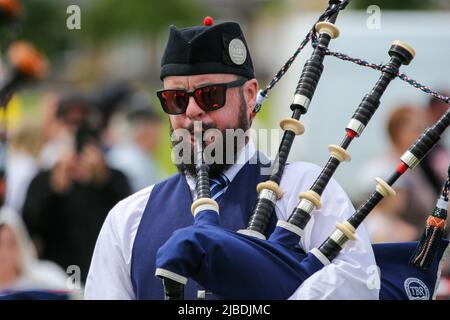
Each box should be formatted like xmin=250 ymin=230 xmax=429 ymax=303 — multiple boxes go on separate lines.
xmin=107 ymin=92 xmax=164 ymax=192
xmin=22 ymin=92 xmax=131 ymax=283
xmin=0 ymin=207 xmax=68 ymax=296
xmin=360 ymin=105 xmax=436 ymax=242
xmin=38 ymin=91 xmax=91 ymax=170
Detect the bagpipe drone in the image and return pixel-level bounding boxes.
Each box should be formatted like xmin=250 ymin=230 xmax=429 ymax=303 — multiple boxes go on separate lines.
xmin=155 ymin=0 xmax=450 ymax=300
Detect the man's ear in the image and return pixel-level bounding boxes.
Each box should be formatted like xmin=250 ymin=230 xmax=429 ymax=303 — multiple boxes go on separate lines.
xmin=243 ymin=78 xmax=258 ymax=121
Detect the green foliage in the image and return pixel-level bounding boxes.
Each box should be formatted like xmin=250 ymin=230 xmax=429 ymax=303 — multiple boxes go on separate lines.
xmin=19 ymin=0 xmax=71 ymax=59
xmin=12 ymin=0 xmax=207 ymax=60
xmin=349 ymin=0 xmax=436 ymax=10
xmin=83 ymin=0 xmax=206 ymax=43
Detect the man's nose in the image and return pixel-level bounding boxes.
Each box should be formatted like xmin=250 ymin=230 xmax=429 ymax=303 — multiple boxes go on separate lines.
xmin=185 ymin=96 xmax=206 ymax=120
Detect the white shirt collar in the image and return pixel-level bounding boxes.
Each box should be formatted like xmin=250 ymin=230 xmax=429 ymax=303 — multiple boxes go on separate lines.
xmin=185 ymin=139 xmax=257 ymax=193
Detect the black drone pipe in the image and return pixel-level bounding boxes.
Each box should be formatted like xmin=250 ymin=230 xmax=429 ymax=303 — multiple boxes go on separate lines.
xmin=243 ymin=0 xmax=347 ymax=239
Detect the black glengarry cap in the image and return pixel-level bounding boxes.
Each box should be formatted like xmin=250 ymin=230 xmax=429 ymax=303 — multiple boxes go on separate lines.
xmin=160 ymin=20 xmax=254 ymax=80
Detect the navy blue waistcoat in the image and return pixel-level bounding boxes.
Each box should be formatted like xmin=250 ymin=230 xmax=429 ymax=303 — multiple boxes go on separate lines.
xmin=130 ymin=155 xmax=277 ymax=299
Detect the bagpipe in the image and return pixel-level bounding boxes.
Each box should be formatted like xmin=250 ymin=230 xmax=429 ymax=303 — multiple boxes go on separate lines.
xmin=155 ymin=0 xmax=450 ymax=300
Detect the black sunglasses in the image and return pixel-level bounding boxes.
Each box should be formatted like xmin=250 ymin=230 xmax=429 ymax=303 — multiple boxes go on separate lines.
xmin=157 ymin=78 xmax=247 ymax=115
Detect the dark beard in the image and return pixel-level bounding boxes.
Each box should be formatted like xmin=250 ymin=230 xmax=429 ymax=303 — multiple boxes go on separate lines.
xmin=170 ymin=96 xmax=250 ymax=178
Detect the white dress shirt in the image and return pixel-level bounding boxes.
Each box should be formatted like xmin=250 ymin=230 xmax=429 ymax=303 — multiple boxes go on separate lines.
xmin=85 ymin=141 xmax=379 ymax=300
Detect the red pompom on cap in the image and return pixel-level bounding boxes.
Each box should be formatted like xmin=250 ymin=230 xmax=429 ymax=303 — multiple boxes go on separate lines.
xmin=203 ymin=16 xmax=214 ymax=26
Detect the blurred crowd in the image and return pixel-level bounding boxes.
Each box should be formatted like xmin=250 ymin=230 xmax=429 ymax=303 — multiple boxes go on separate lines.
xmin=1 ymin=82 xmax=165 ymax=298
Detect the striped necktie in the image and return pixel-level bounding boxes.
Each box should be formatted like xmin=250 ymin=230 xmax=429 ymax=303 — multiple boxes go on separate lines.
xmin=209 ymin=173 xmax=230 ymax=201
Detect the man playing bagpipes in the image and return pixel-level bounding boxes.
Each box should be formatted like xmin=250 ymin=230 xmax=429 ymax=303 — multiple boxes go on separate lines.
xmin=147 ymin=9 xmax=450 ymax=299
xmin=84 ymin=15 xmax=380 ymax=300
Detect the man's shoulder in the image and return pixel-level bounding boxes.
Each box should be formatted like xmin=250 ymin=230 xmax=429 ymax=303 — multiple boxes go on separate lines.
xmin=154 ymin=171 xmax=184 ymax=187
xmin=278 ymin=160 xmax=326 ymax=203
xmin=284 ymin=160 xmax=347 ymax=188
xmin=108 ymin=173 xmax=183 ymax=220
xmin=283 ymin=161 xmax=325 ymax=184
xmin=285 ymin=161 xmax=323 ymax=174
xmin=101 ymin=172 xmax=185 ymax=256
xmin=281 ymin=160 xmax=353 ymax=211
xmin=108 ymin=186 xmax=153 ymax=223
